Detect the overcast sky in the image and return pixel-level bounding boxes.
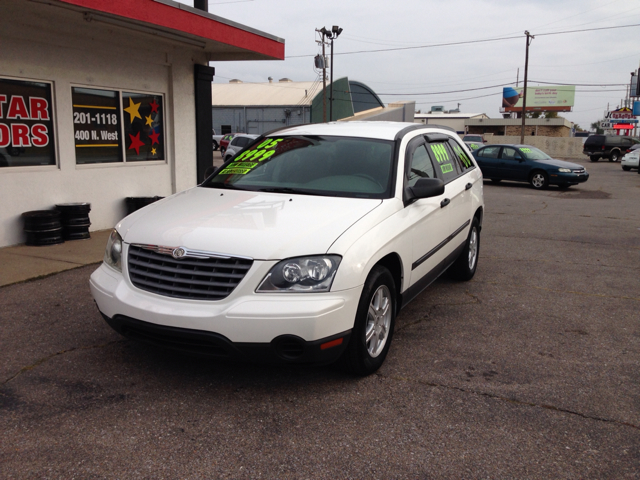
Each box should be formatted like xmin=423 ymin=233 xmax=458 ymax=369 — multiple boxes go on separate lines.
xmin=180 ymin=0 xmax=640 ymax=129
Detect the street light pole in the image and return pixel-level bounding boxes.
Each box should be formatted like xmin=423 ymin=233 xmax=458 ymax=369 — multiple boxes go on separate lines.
xmin=520 ymin=30 xmax=534 ymax=144
xmin=319 ymin=26 xmax=342 ymax=122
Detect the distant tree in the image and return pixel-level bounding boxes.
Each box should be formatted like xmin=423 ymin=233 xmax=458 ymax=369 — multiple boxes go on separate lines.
xmin=590 ymin=121 xmax=604 ymax=134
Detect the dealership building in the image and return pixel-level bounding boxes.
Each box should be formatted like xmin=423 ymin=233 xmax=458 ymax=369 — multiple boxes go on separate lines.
xmin=0 ymin=0 xmax=284 ymax=247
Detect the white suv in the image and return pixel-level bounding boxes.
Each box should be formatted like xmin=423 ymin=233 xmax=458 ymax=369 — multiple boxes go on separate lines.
xmin=90 ymin=122 xmax=484 ymax=375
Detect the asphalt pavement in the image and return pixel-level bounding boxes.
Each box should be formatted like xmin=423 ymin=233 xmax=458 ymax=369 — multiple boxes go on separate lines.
xmin=1 ymin=156 xmax=639 ymax=478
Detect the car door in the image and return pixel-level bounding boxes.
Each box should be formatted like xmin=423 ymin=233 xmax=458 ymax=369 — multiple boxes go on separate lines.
xmin=403 ymin=137 xmax=452 ymax=289
xmin=498 ymin=146 xmax=529 ymax=181
xmin=474 ymin=145 xmax=501 ymax=178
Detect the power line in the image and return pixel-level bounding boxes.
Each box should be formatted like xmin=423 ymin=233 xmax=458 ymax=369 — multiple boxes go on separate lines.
xmin=286 ymin=22 xmax=640 ymax=59
xmin=529 ymin=80 xmax=628 ymax=87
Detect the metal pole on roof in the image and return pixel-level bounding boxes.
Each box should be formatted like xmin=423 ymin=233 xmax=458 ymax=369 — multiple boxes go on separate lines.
xmin=520 ymin=31 xmax=534 ymax=144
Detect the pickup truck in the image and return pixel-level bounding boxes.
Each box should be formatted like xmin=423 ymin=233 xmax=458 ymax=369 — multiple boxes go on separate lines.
xmin=212 ymin=129 xmax=225 ymax=151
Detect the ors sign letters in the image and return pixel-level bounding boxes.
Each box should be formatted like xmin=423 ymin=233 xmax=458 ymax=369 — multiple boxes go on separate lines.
xmin=0 ymin=95 xmax=50 ymax=147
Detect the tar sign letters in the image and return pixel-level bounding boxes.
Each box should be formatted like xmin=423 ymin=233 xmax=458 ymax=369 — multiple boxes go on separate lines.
xmin=0 ymin=78 xmax=56 ymax=167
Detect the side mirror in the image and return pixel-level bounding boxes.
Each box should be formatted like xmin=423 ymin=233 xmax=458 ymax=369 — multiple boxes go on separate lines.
xmin=408 ymin=178 xmax=445 ymax=202
xmin=203 ymin=165 xmax=216 ymax=181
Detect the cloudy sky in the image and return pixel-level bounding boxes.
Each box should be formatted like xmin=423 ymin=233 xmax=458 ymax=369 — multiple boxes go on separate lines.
xmin=181 ymin=0 xmax=639 ymax=129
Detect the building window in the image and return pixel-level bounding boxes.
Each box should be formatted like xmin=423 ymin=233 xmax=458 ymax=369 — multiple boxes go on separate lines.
xmin=72 ymin=87 xmax=165 ymax=164
xmin=72 ymin=87 xmax=122 ymax=165
xmin=0 ymin=77 xmax=56 ymax=168
xmin=123 ymin=92 xmax=164 ymax=162
xmin=221 ymin=125 xmax=232 ymax=134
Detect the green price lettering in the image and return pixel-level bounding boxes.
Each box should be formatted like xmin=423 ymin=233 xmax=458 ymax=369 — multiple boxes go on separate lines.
xmin=219 ymin=166 xmax=253 ymax=175
xmin=521 ymin=148 xmax=531 ymax=153
xmin=440 ymin=163 xmax=454 ymax=174
xmin=430 ymin=144 xmax=449 ymax=164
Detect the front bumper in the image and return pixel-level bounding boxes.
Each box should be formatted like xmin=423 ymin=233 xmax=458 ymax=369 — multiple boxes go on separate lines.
xmin=549 ymin=171 xmax=589 ymax=185
xmin=90 ymin=262 xmax=362 ymax=363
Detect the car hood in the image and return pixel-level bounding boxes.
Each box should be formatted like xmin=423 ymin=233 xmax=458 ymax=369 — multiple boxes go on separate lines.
xmin=118 ymin=187 xmax=383 ymax=260
xmin=535 ymin=158 xmax=585 ymax=169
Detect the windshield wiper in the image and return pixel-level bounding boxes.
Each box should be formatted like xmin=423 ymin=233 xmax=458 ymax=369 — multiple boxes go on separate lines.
xmin=258 ymin=187 xmax=323 ymax=196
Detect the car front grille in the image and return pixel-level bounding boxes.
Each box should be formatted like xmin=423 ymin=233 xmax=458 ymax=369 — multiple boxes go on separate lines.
xmin=127 ymin=245 xmax=253 ymax=301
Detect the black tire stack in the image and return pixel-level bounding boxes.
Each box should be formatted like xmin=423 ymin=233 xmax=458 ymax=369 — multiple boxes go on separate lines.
xmin=55 ymin=203 xmax=91 ymax=240
xmin=21 ymin=210 xmax=64 ymax=246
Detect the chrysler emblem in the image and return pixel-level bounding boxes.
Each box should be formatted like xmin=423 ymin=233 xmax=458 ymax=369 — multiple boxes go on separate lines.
xmin=172 ymin=247 xmax=186 ymax=259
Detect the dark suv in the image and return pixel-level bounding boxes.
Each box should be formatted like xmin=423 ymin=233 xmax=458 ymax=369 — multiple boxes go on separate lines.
xmin=583 ymin=135 xmax=640 ymax=162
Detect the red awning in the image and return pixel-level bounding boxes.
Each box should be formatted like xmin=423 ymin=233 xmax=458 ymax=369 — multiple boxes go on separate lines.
xmin=57 ymin=0 xmax=284 ymax=60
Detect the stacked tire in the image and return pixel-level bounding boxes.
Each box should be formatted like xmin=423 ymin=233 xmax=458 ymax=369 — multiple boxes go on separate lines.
xmin=55 ymin=203 xmax=91 ymax=240
xmin=21 ymin=210 xmax=64 ymax=246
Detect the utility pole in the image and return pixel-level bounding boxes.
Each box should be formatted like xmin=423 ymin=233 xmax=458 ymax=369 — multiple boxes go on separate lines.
xmin=315 ymin=29 xmax=328 ymax=122
xmin=520 ymin=31 xmax=534 ymax=144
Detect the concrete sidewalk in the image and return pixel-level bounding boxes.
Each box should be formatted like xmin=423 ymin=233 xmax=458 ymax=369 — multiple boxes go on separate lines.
xmin=0 ymin=229 xmax=110 ymax=287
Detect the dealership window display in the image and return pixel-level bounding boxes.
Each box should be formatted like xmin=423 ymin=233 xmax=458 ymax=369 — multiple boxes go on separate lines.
xmin=0 ymin=77 xmax=56 ymax=168
xmin=72 ymin=87 xmax=165 ymax=164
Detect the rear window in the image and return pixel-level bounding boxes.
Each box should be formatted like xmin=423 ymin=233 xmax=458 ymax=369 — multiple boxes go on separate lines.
xmin=584 ymin=135 xmax=605 ymax=146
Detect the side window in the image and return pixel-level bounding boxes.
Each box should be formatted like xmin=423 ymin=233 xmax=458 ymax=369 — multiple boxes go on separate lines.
xmin=426 ymin=142 xmax=459 ymax=183
xmin=407 ymin=144 xmax=436 ymax=188
xmin=478 ymin=146 xmax=500 ymax=158
xmin=449 ymin=139 xmax=474 ymax=172
xmin=501 ymin=147 xmax=519 ymax=160
xmin=221 ymin=125 xmax=232 ymax=134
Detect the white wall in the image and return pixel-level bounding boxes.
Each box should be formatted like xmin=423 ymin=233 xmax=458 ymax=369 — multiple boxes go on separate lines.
xmin=0 ymin=0 xmax=205 ymax=246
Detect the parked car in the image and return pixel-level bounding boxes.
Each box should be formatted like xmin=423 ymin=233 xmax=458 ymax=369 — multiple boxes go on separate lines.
xmin=472 ymin=144 xmax=589 ymax=189
xmin=462 ymin=134 xmax=485 ymax=151
xmin=621 ymin=143 xmax=640 ymax=171
xmin=223 ymin=134 xmax=259 ymax=161
xmin=90 ymin=122 xmax=484 ymax=376
xmin=219 ymin=134 xmax=235 ymax=155
xmin=212 ymin=128 xmax=225 ymax=151
xmin=583 ymin=134 xmax=639 ymax=162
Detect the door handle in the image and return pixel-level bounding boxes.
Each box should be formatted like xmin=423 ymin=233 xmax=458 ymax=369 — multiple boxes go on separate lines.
xmin=440 ymin=198 xmax=450 ymax=208
xmin=465 ymin=182 xmax=472 ymax=190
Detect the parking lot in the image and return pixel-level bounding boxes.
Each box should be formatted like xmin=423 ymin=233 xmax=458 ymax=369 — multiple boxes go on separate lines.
xmin=1 ymin=157 xmax=639 ymax=478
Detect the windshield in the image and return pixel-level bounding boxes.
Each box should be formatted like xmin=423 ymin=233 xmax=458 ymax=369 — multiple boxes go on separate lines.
xmin=519 ymin=146 xmax=552 ymax=160
xmin=463 ymin=135 xmax=482 ymax=142
xmin=202 ymin=135 xmax=395 ymax=199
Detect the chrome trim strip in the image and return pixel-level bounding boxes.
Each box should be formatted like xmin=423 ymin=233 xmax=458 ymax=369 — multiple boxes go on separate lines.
xmin=130 ymin=244 xmax=253 ymax=261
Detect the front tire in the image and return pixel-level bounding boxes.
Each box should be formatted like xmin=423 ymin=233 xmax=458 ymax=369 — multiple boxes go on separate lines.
xmin=449 ymin=217 xmax=480 ymax=281
xmin=622 ymin=166 xmax=631 ymax=171
xmin=530 ymin=171 xmax=549 ymax=189
xmin=340 ymin=266 xmax=396 ymax=376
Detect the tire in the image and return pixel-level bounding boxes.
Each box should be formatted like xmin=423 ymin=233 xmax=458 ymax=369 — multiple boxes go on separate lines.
xmin=220 ymin=147 xmax=226 ymax=155
xmin=490 ymin=179 xmax=502 ymax=183
xmin=622 ymin=166 xmax=631 ymax=171
xmin=530 ymin=171 xmax=549 ymax=189
xmin=590 ymin=155 xmax=600 ymax=162
xmin=213 ymin=141 xmax=219 ymax=151
xmin=610 ymin=151 xmax=620 ymax=162
xmin=449 ymin=217 xmax=480 ymax=281
xmin=224 ymin=155 xmax=232 ymax=162
xmin=340 ymin=266 xmax=396 ymax=376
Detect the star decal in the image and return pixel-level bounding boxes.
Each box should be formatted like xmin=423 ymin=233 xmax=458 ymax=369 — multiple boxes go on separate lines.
xmin=149 ymin=99 xmax=159 ymax=113
xmin=148 ymin=129 xmax=160 ymax=145
xmin=145 ymin=115 xmax=154 ymax=127
xmin=124 ymin=98 xmax=142 ymax=122
xmin=151 ymin=147 xmax=157 ymax=155
xmin=128 ymin=132 xmax=145 ymax=155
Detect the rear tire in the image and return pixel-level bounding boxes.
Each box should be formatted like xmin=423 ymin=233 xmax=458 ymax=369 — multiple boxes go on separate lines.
xmin=449 ymin=217 xmax=480 ymax=281
xmin=610 ymin=151 xmax=620 ymax=162
xmin=339 ymin=266 xmax=396 ymax=376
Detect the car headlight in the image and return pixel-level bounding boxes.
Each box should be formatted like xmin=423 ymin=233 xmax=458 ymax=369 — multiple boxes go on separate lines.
xmin=558 ymin=168 xmax=572 ymax=173
xmin=257 ymin=255 xmax=341 ymax=293
xmin=103 ymin=229 xmax=123 ymax=272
